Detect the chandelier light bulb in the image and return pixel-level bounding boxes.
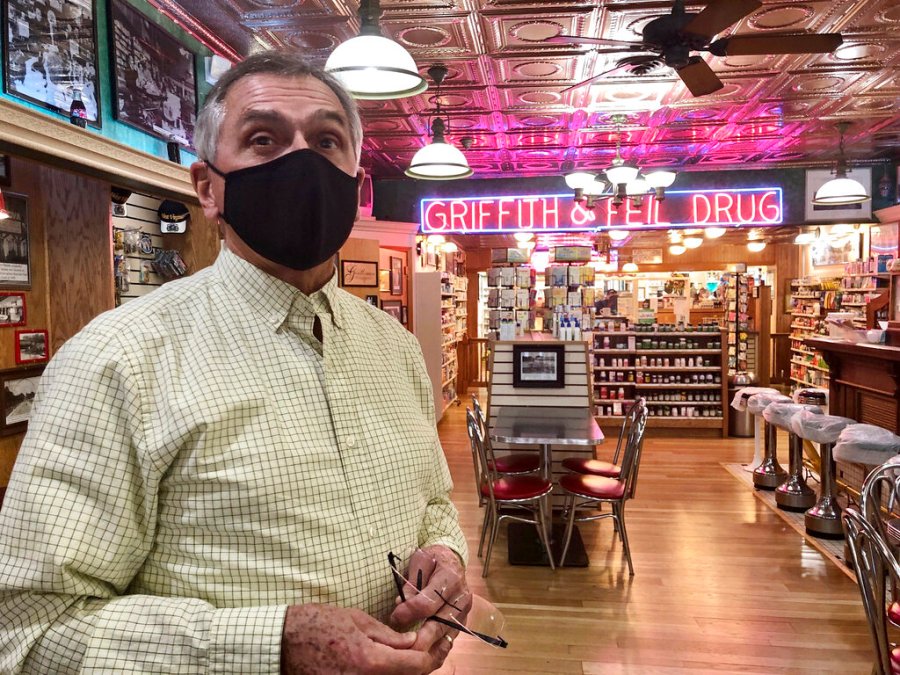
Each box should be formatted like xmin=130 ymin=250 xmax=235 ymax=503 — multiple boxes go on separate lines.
xmin=747 ymin=240 xmax=767 ymax=253
xmin=669 ymin=244 xmax=686 ymax=255
xmin=564 ymin=172 xmax=596 ymax=190
xmin=704 ymin=227 xmax=727 ymax=239
xmin=683 ymin=236 xmax=703 ymax=249
xmin=625 ymin=177 xmax=649 ymax=197
xmin=644 ymin=170 xmax=677 ymax=189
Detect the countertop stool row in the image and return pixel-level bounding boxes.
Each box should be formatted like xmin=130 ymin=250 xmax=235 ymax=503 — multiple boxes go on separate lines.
xmin=733 ymin=387 xmax=900 ymax=540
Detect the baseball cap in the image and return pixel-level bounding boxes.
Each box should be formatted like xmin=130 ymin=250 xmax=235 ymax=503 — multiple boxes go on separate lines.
xmin=158 ymin=199 xmax=190 ymax=234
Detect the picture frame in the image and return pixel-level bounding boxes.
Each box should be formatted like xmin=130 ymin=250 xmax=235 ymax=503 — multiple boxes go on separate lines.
xmin=340 ymin=259 xmax=377 ymax=287
xmin=365 ymin=294 xmax=379 ymax=307
xmin=108 ymin=0 xmax=197 ymax=146
xmin=381 ymin=299 xmax=402 ymax=322
xmin=804 ymin=168 xmax=873 ymax=222
xmin=2 ymin=0 xmax=103 ymax=127
xmin=15 ymin=328 xmax=48 ymax=364
xmin=390 ymin=256 xmax=403 ymax=296
xmin=0 ymin=193 xmax=31 ymax=289
xmin=512 ymin=344 xmax=565 ymax=389
xmin=378 ymin=268 xmax=390 ymax=292
xmin=0 ymin=155 xmax=10 ymax=187
xmin=0 ymin=364 xmax=45 ymax=436
xmin=400 ymin=305 xmax=408 ymax=325
xmin=0 ymin=292 xmax=26 ymax=327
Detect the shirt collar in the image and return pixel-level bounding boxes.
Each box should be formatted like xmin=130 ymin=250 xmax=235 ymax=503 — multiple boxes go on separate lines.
xmin=215 ymin=247 xmax=344 ymax=331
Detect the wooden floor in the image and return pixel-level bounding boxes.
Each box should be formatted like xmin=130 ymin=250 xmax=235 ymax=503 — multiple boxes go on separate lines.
xmin=435 ymin=396 xmax=874 ymax=675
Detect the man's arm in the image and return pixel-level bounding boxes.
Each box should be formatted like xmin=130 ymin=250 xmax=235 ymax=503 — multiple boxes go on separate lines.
xmin=0 ymin=328 xmax=285 ymax=674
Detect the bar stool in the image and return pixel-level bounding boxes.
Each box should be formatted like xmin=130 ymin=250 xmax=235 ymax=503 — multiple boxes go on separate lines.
xmin=762 ymin=401 xmax=823 ymax=511
xmin=790 ymin=411 xmax=855 ymax=538
xmin=731 ymin=386 xmax=779 ymax=472
xmin=747 ymin=392 xmax=792 ymax=490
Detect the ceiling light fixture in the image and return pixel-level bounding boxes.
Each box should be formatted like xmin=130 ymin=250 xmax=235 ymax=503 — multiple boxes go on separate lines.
xmin=564 ymin=172 xmax=595 ymax=202
xmin=794 ymin=229 xmax=817 ymax=245
xmin=683 ymin=236 xmax=703 ymax=249
xmin=405 ymin=65 xmax=473 ymax=180
xmin=747 ymin=240 xmax=767 ymax=253
xmin=812 ymin=122 xmax=870 ymax=206
xmin=644 ymin=170 xmax=677 ymax=201
xmin=441 ymin=241 xmax=459 ymax=253
xmin=622 ymin=261 xmax=639 ymax=273
xmin=325 ymin=0 xmax=427 ymax=100
xmin=669 ymin=243 xmax=686 ymax=256
xmin=426 ymin=234 xmax=446 ymax=245
xmin=704 ymin=226 xmax=727 ymax=239
xmin=514 ymin=232 xmax=534 ymax=243
xmin=607 ymin=229 xmax=630 ymax=241
xmin=605 ymin=115 xmax=640 ymax=191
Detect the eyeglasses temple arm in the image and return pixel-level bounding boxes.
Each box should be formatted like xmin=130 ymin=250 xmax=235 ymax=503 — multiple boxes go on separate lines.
xmin=425 ymin=614 xmax=508 ymax=648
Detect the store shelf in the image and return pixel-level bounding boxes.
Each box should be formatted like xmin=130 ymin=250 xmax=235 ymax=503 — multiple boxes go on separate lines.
xmin=790 ymin=375 xmax=829 ymax=388
xmin=594 ymin=366 xmax=636 ymax=370
xmin=645 ymin=417 xmax=724 ymax=428
xmin=841 ymin=288 xmax=881 ymax=293
xmin=792 ymin=312 xmax=819 ymax=318
xmin=441 ymin=375 xmax=457 ymax=388
xmin=645 ymin=400 xmax=721 ymax=405
xmin=791 ymin=347 xmax=816 ymax=356
xmin=844 ymin=273 xmax=889 ymax=278
xmin=635 ymin=383 xmax=721 ymax=389
xmin=634 ymin=349 xmax=720 ymax=355
xmin=638 ymin=367 xmax=720 ymax=372
xmin=593 ymin=349 xmax=635 ymax=355
xmin=792 ymin=294 xmax=822 ymax=299
xmin=791 ymin=359 xmax=829 ymax=373
xmin=840 ymin=301 xmax=867 ymax=307
xmin=595 ymin=398 xmax=635 ymax=404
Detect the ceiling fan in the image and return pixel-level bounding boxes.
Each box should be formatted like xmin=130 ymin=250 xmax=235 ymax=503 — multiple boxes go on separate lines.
xmin=549 ymin=0 xmax=843 ymax=97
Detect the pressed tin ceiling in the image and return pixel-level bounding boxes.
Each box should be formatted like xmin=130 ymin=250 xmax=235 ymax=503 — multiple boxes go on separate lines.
xmin=150 ymin=0 xmax=900 ymax=179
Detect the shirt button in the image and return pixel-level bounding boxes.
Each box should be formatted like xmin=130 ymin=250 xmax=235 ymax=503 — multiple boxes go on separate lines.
xmin=368 ymin=525 xmax=377 ymax=538
xmin=346 ymin=436 xmax=357 ymax=448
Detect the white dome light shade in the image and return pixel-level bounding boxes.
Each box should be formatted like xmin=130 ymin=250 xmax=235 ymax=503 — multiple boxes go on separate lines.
xmin=622 ymin=262 xmax=639 ymax=273
xmin=426 ymin=234 xmax=446 ymax=245
xmin=625 ymin=177 xmax=649 ymax=197
xmin=747 ymin=240 xmax=767 ymax=252
xmin=794 ymin=231 xmax=817 ymax=245
xmin=564 ymin=172 xmax=596 ymax=190
xmin=645 ymin=170 xmax=677 ymax=189
xmin=812 ymin=177 xmax=869 ymax=205
xmin=606 ymin=164 xmax=640 ymax=186
xmin=683 ymin=236 xmax=703 ymax=249
xmin=608 ymin=229 xmax=630 ymax=241
xmin=405 ymin=141 xmax=473 ymax=180
xmin=530 ymin=250 xmax=550 ymax=272
xmin=669 ymin=244 xmax=686 ymax=255
xmin=830 ymin=223 xmax=855 ymax=235
xmin=704 ymin=227 xmax=727 ymax=239
xmin=325 ymin=35 xmax=427 ymax=100
xmin=441 ymin=241 xmax=458 ymax=253
xmin=668 ymin=230 xmax=683 ymax=243
xmin=514 ymin=232 xmax=534 ymax=243
xmin=584 ymin=178 xmax=607 ymax=196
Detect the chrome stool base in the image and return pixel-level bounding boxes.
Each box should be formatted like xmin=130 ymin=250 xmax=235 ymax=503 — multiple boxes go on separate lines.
xmin=753 ymin=422 xmax=786 ymax=490
xmin=776 ymin=433 xmax=816 ymax=511
xmin=804 ymin=441 xmax=844 ymax=539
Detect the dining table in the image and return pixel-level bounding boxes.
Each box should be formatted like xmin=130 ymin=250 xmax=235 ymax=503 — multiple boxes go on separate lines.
xmin=490 ymin=405 xmax=604 ymax=567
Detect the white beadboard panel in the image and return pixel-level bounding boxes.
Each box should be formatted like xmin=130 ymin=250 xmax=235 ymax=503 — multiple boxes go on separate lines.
xmin=489 ymin=395 xmax=588 ymax=408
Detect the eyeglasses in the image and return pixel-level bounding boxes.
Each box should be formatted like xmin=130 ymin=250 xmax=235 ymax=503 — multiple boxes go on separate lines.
xmin=388 ymin=552 xmax=508 ymax=648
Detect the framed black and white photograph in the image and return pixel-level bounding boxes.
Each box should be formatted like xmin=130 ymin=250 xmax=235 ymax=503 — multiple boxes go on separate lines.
xmin=365 ymin=294 xmax=379 ymax=307
xmin=390 ymin=256 xmax=403 ymax=296
xmin=108 ymin=0 xmax=196 ymax=146
xmin=512 ymin=344 xmax=565 ymax=389
xmin=0 ymin=364 xmax=44 ymax=436
xmin=3 ymin=0 xmax=102 ymax=126
xmin=15 ymin=328 xmax=48 ymax=364
xmin=0 ymin=193 xmax=31 ymax=289
xmin=0 ymin=292 xmax=26 ymax=326
xmin=340 ymin=259 xmax=377 ymax=287
xmin=805 ymin=168 xmax=873 ymax=222
xmin=381 ymin=299 xmax=402 ymax=322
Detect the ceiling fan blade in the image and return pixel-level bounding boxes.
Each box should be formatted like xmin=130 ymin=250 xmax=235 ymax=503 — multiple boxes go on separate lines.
xmin=683 ymin=0 xmax=762 ymax=40
xmin=561 ymin=64 xmax=631 ymax=93
xmin=711 ymin=33 xmax=843 ymax=56
xmin=546 ymin=35 xmax=646 ymax=49
xmin=676 ymin=57 xmax=724 ymax=97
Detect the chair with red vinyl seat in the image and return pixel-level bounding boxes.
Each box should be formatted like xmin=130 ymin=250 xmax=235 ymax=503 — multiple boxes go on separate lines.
xmin=842 ymin=506 xmax=900 ymax=675
xmin=471 ymin=394 xmax=541 ymax=476
xmin=466 ymin=408 xmax=555 ymax=577
xmin=558 ymin=402 xmax=649 ymax=575
xmin=561 ymin=398 xmax=645 ymax=479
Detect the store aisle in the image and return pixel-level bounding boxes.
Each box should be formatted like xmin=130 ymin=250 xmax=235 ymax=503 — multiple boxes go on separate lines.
xmin=435 ymin=394 xmax=872 ymax=675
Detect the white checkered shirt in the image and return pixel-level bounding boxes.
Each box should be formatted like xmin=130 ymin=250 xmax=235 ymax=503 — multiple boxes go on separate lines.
xmin=0 ymin=247 xmax=466 ymax=673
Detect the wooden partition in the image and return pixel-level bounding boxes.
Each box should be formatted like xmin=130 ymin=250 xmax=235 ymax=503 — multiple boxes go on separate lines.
xmin=486 ymin=335 xmax=596 ymax=506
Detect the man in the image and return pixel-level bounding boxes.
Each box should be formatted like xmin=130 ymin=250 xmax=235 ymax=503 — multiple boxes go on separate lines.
xmin=0 ymin=51 xmax=468 ymax=674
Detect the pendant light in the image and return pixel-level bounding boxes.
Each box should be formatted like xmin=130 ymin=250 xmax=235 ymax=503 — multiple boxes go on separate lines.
xmin=683 ymin=236 xmax=703 ymax=249
xmin=669 ymin=243 xmax=686 ymax=255
xmin=812 ymin=122 xmax=870 ymax=206
xmin=607 ymin=229 xmax=630 ymax=242
xmin=747 ymin=240 xmax=767 ymax=253
xmin=644 ymin=170 xmax=677 ymax=201
xmin=605 ymin=115 xmax=639 ymax=194
xmin=622 ymin=262 xmax=639 ymax=273
xmin=704 ymin=226 xmax=727 ymax=239
xmin=325 ymin=0 xmax=427 ymax=100
xmin=405 ymin=65 xmax=473 ymax=180
xmin=565 ymin=172 xmax=596 ymax=202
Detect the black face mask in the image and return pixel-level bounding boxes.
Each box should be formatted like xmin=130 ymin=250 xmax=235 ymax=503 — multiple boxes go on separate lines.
xmin=207 ymin=149 xmax=359 ymax=271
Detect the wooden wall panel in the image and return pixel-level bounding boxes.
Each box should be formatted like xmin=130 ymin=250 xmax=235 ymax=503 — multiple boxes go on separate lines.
xmin=41 ymin=164 xmax=114 ymax=352
xmin=160 ymin=202 xmax=220 ymax=274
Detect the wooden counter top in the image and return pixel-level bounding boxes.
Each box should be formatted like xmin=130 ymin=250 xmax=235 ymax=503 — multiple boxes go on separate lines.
xmin=806 ymin=338 xmax=900 ymax=363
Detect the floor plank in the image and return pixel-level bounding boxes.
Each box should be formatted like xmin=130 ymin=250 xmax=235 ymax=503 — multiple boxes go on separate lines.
xmin=436 ymin=393 xmax=874 ymax=674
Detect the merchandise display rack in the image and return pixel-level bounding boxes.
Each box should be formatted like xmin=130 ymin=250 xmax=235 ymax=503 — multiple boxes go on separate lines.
xmin=589 ymin=324 xmax=728 ymax=436
xmin=439 ymin=252 xmax=468 ymax=416
xmin=725 ymin=272 xmax=749 ymax=377
xmin=788 ymin=277 xmax=840 ymax=390
xmin=485 ymin=263 xmax=536 ymax=340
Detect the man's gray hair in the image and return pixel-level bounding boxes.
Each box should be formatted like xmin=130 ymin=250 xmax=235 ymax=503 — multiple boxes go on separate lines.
xmin=194 ymin=51 xmax=363 ymax=165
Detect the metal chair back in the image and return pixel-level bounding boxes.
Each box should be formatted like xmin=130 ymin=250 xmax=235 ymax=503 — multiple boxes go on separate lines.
xmin=618 ymin=398 xmax=649 ymax=501
xmin=612 ymin=399 xmax=642 ymax=465
xmin=860 ymin=461 xmax=900 ymax=540
xmin=466 ymin=409 xmax=490 ymax=505
xmin=843 ymin=506 xmax=900 ymax=675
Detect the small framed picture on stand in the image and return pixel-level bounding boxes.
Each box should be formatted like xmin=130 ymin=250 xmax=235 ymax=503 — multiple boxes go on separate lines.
xmin=15 ymin=329 xmax=49 ymax=364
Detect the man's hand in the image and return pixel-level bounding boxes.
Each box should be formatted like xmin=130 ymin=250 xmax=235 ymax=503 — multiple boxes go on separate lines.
xmin=281 ymin=604 xmax=435 ymax=674
xmin=390 ymin=546 xmax=471 ymax=667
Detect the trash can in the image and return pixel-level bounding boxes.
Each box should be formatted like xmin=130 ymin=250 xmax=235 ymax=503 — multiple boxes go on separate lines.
xmin=728 ymin=373 xmax=757 ymax=438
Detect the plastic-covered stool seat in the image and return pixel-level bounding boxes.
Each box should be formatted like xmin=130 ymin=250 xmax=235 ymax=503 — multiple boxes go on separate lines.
xmin=792 ymin=411 xmax=856 ymax=538
xmin=747 ymin=392 xmax=792 ymax=490
xmin=834 ymin=424 xmax=900 ymax=466
xmin=731 ymin=387 xmax=779 ymax=471
xmin=762 ymin=403 xmax=822 ymax=511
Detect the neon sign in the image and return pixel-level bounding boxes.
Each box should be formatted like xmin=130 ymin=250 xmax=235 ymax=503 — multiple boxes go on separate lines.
xmin=419 ymin=187 xmax=783 ymax=233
